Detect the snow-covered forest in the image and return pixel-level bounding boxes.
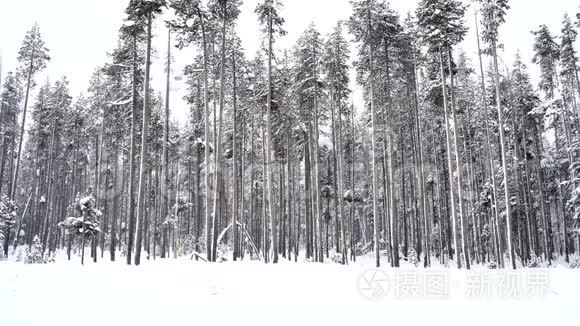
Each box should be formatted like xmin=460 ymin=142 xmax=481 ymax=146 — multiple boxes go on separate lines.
xmin=4 ymin=1 xmax=580 ymax=324
xmin=2 ymin=0 xmax=580 ymax=274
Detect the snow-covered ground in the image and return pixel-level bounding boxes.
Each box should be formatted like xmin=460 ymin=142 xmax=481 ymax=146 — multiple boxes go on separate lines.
xmin=1 ymin=253 xmax=579 ymax=326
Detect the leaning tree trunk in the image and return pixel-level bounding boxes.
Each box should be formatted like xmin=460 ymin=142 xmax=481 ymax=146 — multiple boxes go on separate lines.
xmin=11 ymin=48 xmax=35 ymax=200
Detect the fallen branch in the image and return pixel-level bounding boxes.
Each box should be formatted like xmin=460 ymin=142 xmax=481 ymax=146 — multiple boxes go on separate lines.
xmin=215 ymin=221 xmax=262 ymax=261
xmin=190 ymin=251 xmax=208 ymax=262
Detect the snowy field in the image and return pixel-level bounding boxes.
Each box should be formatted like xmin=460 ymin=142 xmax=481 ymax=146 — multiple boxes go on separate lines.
xmin=2 ymin=253 xmax=580 ymax=326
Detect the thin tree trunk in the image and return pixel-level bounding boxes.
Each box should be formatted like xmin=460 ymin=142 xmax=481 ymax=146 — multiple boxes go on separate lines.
xmin=194 ymin=10 xmax=211 ymax=263
xmin=383 ymin=39 xmax=399 ymax=267
xmin=11 ymin=47 xmax=35 ymax=200
xmin=110 ymin=142 xmax=119 ymax=261
xmin=447 ymin=45 xmax=470 ymax=269
xmin=265 ymin=7 xmax=278 ymax=263
xmin=305 ymin=138 xmax=312 ymax=259
xmin=335 ymin=75 xmax=347 ymax=264
xmin=492 ymin=40 xmax=516 ymax=269
xmin=475 ymin=15 xmax=503 ymax=267
xmin=232 ymin=46 xmax=239 ymax=261
xmin=134 ymin=11 xmax=153 ymax=266
xmin=126 ymin=25 xmax=139 ymax=265
xmin=368 ymin=7 xmax=380 ymax=268
xmin=533 ymin=125 xmax=551 ymax=264
xmin=439 ymin=47 xmax=461 ymax=269
xmin=412 ymin=52 xmax=430 ymax=267
xmin=161 ymin=27 xmax=171 ymax=259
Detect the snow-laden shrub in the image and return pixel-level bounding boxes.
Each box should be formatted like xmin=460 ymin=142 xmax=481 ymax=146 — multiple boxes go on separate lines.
xmin=488 ymin=261 xmax=498 ymax=269
xmin=526 ymin=252 xmax=541 ymax=268
xmin=179 ymin=235 xmax=196 ymax=256
xmin=430 ymin=225 xmax=441 ymax=250
xmin=15 ymin=246 xmax=26 ymax=262
xmin=330 ymin=252 xmax=343 ymax=264
xmin=0 ymin=195 xmax=18 ymax=247
xmin=407 ymin=248 xmax=419 ymax=267
xmin=567 ymin=186 xmax=580 ymax=222
xmin=24 ymin=235 xmax=47 ymax=264
xmin=162 ymin=216 xmax=177 ymax=229
xmin=354 ymin=242 xmax=367 ymax=256
xmin=194 ymin=235 xmax=206 ymax=255
xmin=570 ymin=256 xmax=580 ymax=269
xmin=216 ymin=243 xmax=229 ymax=262
xmin=58 ymin=195 xmax=101 ymax=238
xmin=121 ymin=241 xmax=128 ymax=257
xmin=165 ymin=196 xmax=193 ymax=228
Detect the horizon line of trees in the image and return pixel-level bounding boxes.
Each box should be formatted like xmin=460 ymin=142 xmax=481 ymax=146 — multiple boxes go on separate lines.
xmin=1 ymin=0 xmax=580 ymax=269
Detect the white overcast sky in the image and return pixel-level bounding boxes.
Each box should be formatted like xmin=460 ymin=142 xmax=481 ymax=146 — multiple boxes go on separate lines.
xmin=1 ymin=0 xmax=579 ymax=125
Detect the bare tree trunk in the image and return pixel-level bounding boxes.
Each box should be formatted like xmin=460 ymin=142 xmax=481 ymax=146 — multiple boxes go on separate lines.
xmin=286 ymin=130 xmax=293 ymax=260
xmin=475 ymin=15 xmax=503 ymax=266
xmin=210 ymin=5 xmax=227 ymax=262
xmin=126 ymin=26 xmax=139 ymax=265
xmin=0 ymin=52 xmax=3 ymax=136
xmin=492 ymin=41 xmax=516 ymax=269
xmin=533 ymin=125 xmax=551 ymax=264
xmin=248 ymin=109 xmax=256 ymax=259
xmin=368 ymin=8 xmax=380 ymax=268
xmin=412 ymin=52 xmax=430 ymax=267
xmin=174 ymin=165 xmax=180 ymax=258
xmin=240 ymin=110 xmax=247 ymax=259
xmin=110 ymin=142 xmax=119 ymax=261
xmin=335 ymin=77 xmax=347 ymax=264
xmin=331 ymin=100 xmax=340 ymax=255
xmin=305 ymin=138 xmax=312 ymax=259
xmin=100 ymin=150 xmax=109 ymax=259
xmin=134 ymin=12 xmax=153 ymax=266
xmin=265 ymin=7 xmax=278 ymax=263
xmin=350 ymin=103 xmax=356 ymax=262
xmin=384 ymin=40 xmax=399 ymax=267
xmin=195 ymin=80 xmax=203 ymax=258
xmin=193 ymin=10 xmax=211 ymax=263
xmin=447 ymin=45 xmax=470 ymax=269
xmin=232 ymin=47 xmax=239 ymax=261
xmin=11 ymin=48 xmax=35 ymax=201
xmin=262 ymin=122 xmax=268 ymax=263
xmin=439 ymin=47 xmax=461 ymax=269
xmin=161 ymin=27 xmax=171 ymax=259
